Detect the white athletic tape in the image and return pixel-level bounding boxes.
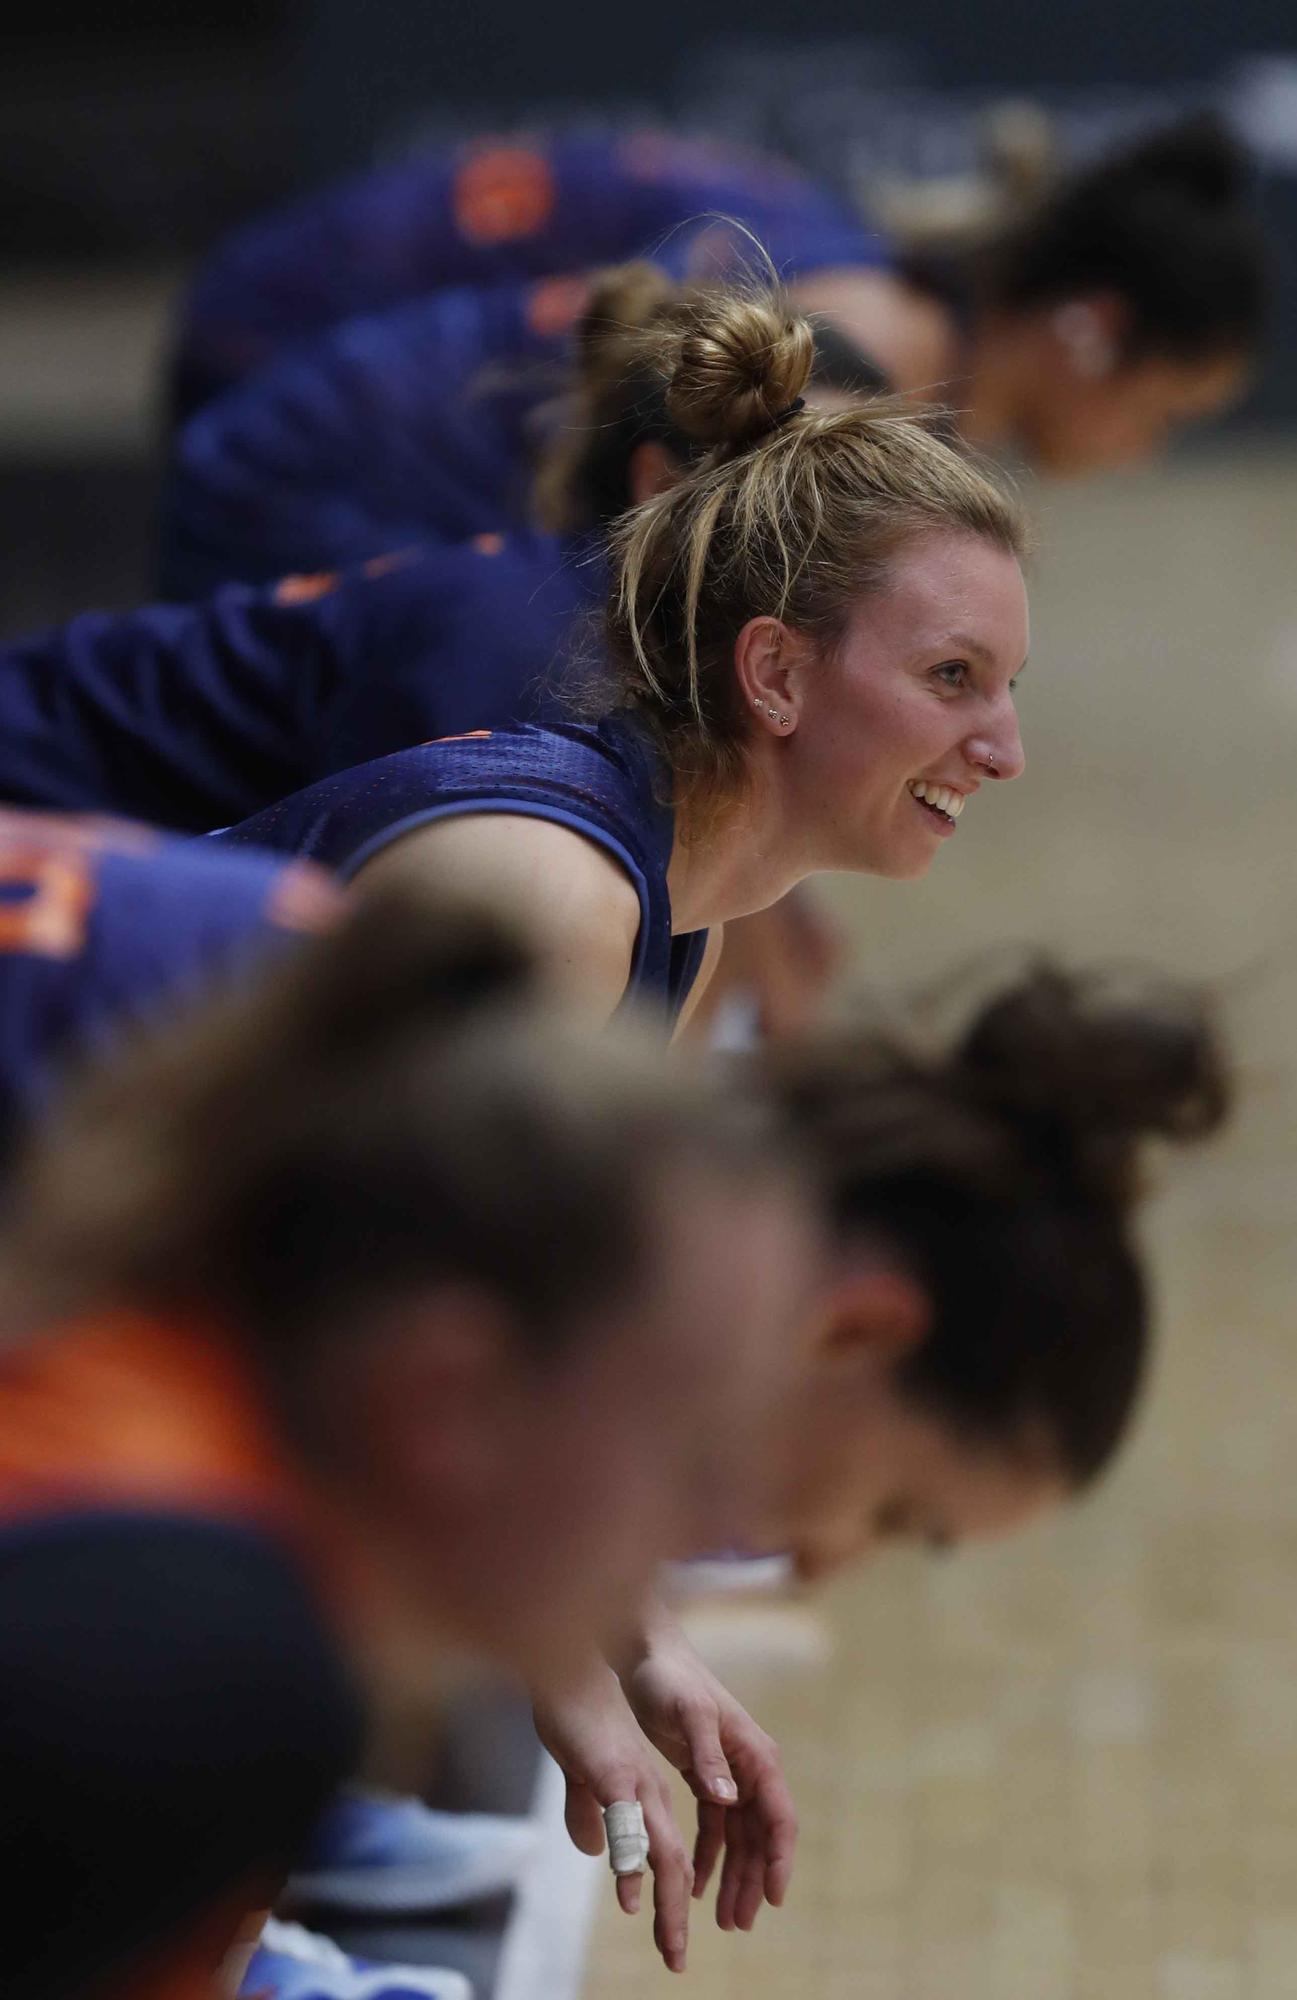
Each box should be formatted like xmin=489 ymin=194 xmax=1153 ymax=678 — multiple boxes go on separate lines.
xmin=604 ymin=1800 xmax=650 ymax=1875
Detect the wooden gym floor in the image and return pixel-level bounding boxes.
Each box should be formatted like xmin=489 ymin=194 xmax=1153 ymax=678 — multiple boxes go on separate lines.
xmin=586 ymin=445 xmax=1297 ymax=2000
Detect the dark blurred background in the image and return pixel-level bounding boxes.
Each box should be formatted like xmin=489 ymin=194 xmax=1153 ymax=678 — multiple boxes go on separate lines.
xmin=1 ymin=3 xmax=1294 ymax=625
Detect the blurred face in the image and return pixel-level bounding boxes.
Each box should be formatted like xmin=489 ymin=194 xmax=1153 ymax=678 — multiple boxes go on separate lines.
xmin=780 ymin=530 xmax=1029 ymax=880
xmin=778 ymin=1373 xmax=1066 ymax=1583
xmin=344 ymin=1169 xmax=816 ymax=1686
xmin=1020 ymin=323 xmax=1248 ymax=475
xmin=487 ymin=1172 xmax=815 ymax=1679
xmin=748 ymin=1258 xmax=1067 ymax=1582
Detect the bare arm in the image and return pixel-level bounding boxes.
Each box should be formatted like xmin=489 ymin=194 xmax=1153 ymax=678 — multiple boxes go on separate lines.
xmin=353 ymin=811 xmax=642 ymax=1021
xmin=789 ymin=267 xmax=958 ymax=400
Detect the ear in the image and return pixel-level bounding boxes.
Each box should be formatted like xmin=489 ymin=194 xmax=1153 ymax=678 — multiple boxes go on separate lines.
xmin=627 ymin=439 xmax=681 ymax=507
xmin=811 ymin=1260 xmax=932 ymax=1374
xmin=734 ymin=617 xmax=811 ymax=737
xmin=1050 ymin=294 xmax=1129 ymax=380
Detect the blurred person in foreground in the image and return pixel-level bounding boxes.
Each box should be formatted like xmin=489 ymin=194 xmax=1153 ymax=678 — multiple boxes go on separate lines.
xmin=0 ymin=800 xmax=1232 ymax=1984
xmin=0 ymin=880 xmax=811 ymax=1999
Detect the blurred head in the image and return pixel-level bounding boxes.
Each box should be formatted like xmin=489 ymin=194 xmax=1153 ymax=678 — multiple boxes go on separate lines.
xmin=0 ymin=889 xmax=814 ymax=1683
xmin=976 ymin=115 xmax=1267 ymax=472
xmin=751 ymin=961 xmax=1231 ymax=1579
xmin=578 ymin=279 xmax=1028 ymax=864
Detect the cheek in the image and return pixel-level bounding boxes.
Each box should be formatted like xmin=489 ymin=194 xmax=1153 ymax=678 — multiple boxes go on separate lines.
xmin=547 ymin=1365 xmax=700 ymax=1573
xmin=1080 ymin=386 xmax=1172 ymax=465
xmin=809 ymin=675 xmax=945 ymax=800
xmin=492 ymin=1411 xmax=679 ymax=1668
xmin=1035 ymin=381 xmax=1126 ymax=470
xmin=784 ymin=1397 xmax=881 ymax=1545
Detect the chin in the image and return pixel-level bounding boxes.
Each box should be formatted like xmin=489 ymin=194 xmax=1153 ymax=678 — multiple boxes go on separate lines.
xmin=872 ymin=847 xmax=937 ymax=882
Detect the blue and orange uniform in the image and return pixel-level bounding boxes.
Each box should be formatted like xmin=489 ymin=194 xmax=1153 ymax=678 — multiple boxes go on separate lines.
xmin=171 ymin=127 xmax=884 ymax=419
xmin=0 ymin=811 xmax=338 ymax=1149
xmin=160 ymin=263 xmax=891 ymax=598
xmin=0 ymin=535 xmax=597 ymax=832
xmin=160 ymin=277 xmax=591 ymax=598
xmin=212 ymin=718 xmax=708 ymax=1023
xmin=0 ymin=1305 xmax=362 ymax=1999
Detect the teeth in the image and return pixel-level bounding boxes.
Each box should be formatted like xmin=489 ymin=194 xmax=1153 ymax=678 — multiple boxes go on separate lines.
xmin=908 ymin=781 xmax=965 ymax=819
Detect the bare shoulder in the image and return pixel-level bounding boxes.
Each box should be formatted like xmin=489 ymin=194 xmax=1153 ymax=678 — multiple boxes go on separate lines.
xmin=353 ymin=811 xmax=642 ymax=1018
xmin=789 ymin=267 xmax=953 ymax=398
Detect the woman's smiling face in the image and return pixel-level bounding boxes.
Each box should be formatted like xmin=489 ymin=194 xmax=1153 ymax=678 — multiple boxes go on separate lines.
xmin=787 ymin=529 xmax=1030 ymax=878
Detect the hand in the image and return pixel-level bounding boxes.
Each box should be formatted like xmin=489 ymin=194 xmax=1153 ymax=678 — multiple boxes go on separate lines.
xmin=533 ymin=1662 xmax=695 ymax=1974
xmin=625 ymin=1624 xmax=797 ymax=1933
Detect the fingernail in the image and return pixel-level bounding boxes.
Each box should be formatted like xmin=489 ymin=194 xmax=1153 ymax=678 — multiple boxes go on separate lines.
xmin=711 ymin=1779 xmax=738 ymax=1802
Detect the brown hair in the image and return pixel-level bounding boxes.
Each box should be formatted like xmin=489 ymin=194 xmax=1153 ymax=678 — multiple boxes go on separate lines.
xmin=549 ymin=265 xmax=1028 ymax=820
xmin=0 ymin=885 xmax=781 ymax=1372
xmin=534 ymin=260 xmax=889 ymax=540
xmin=892 ymin=112 xmax=1268 ymax=367
xmin=765 ymin=959 xmax=1230 ymax=1486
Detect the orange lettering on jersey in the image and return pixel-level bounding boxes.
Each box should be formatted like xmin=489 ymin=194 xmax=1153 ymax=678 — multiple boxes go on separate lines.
xmin=471 ymin=533 xmax=505 ymax=557
xmin=362 ymin=547 xmax=421 ymax=580
xmin=0 ymin=808 xmax=156 ymax=856
xmin=525 ymin=273 xmax=592 ymax=340
xmin=453 ymin=145 xmax=556 ymax=245
xmin=0 ymin=849 xmax=94 ymax=958
xmin=274 ymin=570 xmax=340 ymax=606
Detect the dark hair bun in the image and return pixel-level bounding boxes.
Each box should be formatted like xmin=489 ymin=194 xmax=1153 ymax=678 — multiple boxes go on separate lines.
xmin=955 ymin=962 xmax=1230 ymax=1201
xmin=1095 ymin=113 xmax=1250 ymax=211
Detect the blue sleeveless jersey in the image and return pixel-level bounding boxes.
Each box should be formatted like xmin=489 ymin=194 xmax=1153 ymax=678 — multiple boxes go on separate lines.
xmin=160 ymin=278 xmax=577 ymax=599
xmin=0 ymin=811 xmax=336 ymax=1153
xmin=171 ymin=127 xmax=883 ymax=418
xmin=212 ymin=718 xmax=707 ymax=1020
xmin=0 ymin=534 xmax=600 ymax=833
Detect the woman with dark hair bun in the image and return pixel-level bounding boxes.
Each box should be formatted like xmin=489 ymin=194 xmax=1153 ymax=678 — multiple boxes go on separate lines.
xmin=534 ymin=956 xmax=1231 ymax=1964
xmin=158 ymin=113 xmax=1269 ymax=616
xmin=803 ymin=113 xmax=1269 ymax=474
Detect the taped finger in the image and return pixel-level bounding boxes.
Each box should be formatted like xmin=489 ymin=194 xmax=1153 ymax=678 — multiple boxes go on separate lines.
xmin=604 ymin=1799 xmax=651 ymax=1876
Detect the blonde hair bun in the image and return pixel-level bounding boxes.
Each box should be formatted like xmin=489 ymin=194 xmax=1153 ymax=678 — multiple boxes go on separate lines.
xmin=664 ymin=291 xmax=815 ymax=451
